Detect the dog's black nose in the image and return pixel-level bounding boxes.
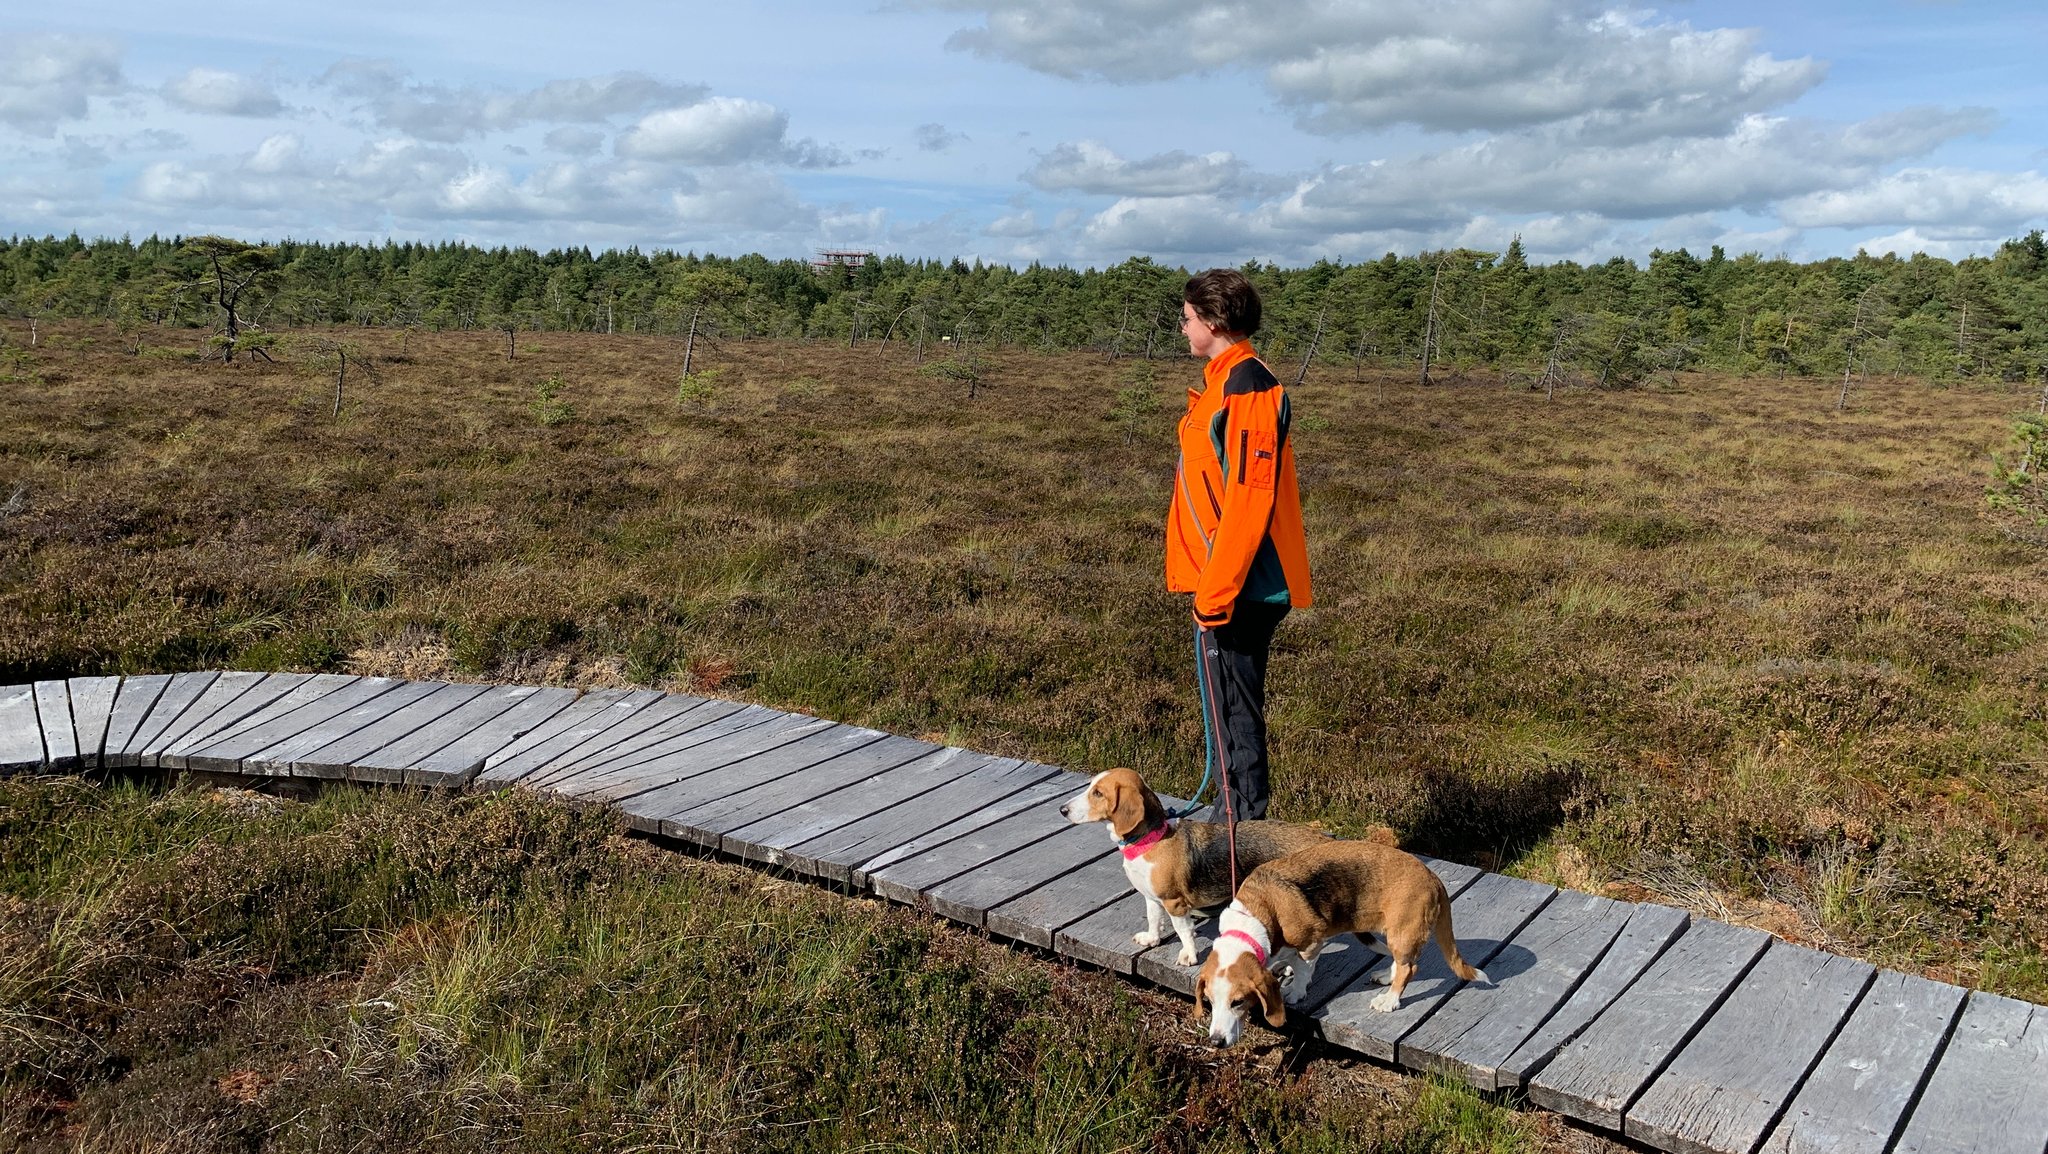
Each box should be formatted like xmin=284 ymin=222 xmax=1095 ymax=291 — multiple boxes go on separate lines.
xmin=1207 ymin=1035 xmax=1228 ymax=1049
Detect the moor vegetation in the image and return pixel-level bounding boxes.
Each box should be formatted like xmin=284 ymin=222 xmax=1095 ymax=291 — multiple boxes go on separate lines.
xmin=1 ymin=779 xmax=1575 ymax=1153
xmin=1 ymin=313 xmax=2046 ymax=1145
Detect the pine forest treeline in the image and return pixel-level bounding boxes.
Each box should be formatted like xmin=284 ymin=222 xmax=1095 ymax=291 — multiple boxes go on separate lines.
xmin=5 ymin=231 xmax=2048 ymax=384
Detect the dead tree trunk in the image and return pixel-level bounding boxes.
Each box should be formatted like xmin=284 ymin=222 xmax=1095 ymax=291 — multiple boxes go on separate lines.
xmin=1294 ymin=306 xmax=1327 ymax=387
xmin=682 ymin=310 xmax=700 ymax=380
xmin=1421 ymin=260 xmax=1444 ymax=386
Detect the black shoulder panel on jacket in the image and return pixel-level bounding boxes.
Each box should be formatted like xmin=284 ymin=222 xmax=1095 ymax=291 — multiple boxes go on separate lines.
xmin=1223 ymin=359 xmax=1280 ymax=397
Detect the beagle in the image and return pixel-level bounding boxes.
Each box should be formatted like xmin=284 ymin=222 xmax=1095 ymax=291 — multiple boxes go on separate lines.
xmin=1059 ymin=767 xmax=1329 ymax=966
xmin=1193 ymin=840 xmax=1486 ymax=1047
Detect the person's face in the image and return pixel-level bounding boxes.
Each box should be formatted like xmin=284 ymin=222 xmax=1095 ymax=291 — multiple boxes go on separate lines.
xmin=1182 ymin=302 xmax=1229 ymax=358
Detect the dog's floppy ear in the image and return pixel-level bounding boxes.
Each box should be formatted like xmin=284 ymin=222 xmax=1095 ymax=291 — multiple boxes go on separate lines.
xmin=1252 ymin=966 xmax=1288 ymax=1027
xmin=1193 ymin=964 xmax=1212 ymax=1019
xmin=1106 ymin=772 xmax=1146 ymax=840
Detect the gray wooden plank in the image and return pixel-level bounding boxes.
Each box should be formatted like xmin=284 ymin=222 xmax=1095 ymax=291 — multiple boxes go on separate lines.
xmin=284 ymin=682 xmax=492 ymax=779
xmin=613 ymin=723 xmax=887 ymax=836
xmin=1891 ymin=992 xmax=2048 ymax=1154
xmin=32 ymin=681 xmax=79 ymax=771
xmin=367 ymin=684 xmax=582 ymax=787
xmin=846 ymin=769 xmax=1072 ymax=888
xmin=181 ymin=676 xmax=402 ymax=772
xmin=235 ymin=679 xmax=449 ymax=774
xmin=569 ymin=712 xmax=838 ymax=809
xmin=524 ymin=701 xmax=779 ymax=799
xmin=1054 ymin=892 xmax=1156 ymax=974
xmin=110 ymin=671 xmax=223 ymax=767
xmin=0 ymin=684 xmax=43 ymax=773
xmin=1498 ymin=901 xmax=1691 ymax=1089
xmin=98 ymin=674 xmax=174 ymax=767
xmin=682 ymin=734 xmax=943 ymax=850
xmin=159 ymin=674 xmax=350 ymax=769
xmin=134 ymin=671 xmax=273 ymax=763
xmin=1626 ymin=942 xmax=1876 ymax=1154
xmin=921 ymin=823 xmax=1110 ymax=929
xmin=983 ymin=849 xmax=1129 ymax=947
xmin=865 ymin=787 xmax=1077 ymax=905
xmin=1314 ymin=872 xmax=1555 ymax=1062
xmin=720 ymin=743 xmax=974 ymax=861
xmin=1399 ymin=890 xmax=1635 ymax=1090
xmin=518 ymin=694 xmax=727 ymax=788
xmin=66 ymin=676 xmax=122 ymax=769
xmin=1758 ymin=971 xmax=1968 ymax=1154
xmin=1528 ymin=919 xmax=1772 ymax=1130
xmin=738 ymin=753 xmax=1055 ymax=878
xmin=470 ymin=688 xmax=665 ymax=788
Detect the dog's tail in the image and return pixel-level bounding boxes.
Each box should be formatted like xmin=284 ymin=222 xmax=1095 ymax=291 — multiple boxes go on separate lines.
xmin=1432 ymin=883 xmax=1488 ymax=985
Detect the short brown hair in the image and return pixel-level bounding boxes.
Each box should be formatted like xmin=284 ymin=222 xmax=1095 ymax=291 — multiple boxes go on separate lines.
xmin=1184 ymin=268 xmax=1262 ymax=337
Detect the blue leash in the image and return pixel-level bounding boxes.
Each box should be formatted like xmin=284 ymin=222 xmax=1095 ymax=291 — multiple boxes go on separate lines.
xmin=1170 ymin=619 xmax=1219 ymax=819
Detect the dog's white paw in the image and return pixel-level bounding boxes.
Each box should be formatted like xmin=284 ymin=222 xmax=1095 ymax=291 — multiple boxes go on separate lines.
xmin=1369 ymin=989 xmax=1401 ymax=1013
xmin=1366 ymin=964 xmax=1393 ymax=986
xmin=1176 ymin=946 xmax=1198 ymax=967
xmin=1134 ymin=931 xmax=1161 ymax=947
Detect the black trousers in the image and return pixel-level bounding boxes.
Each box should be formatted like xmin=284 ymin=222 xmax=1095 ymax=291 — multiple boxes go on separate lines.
xmin=1199 ymin=601 xmax=1289 ymax=821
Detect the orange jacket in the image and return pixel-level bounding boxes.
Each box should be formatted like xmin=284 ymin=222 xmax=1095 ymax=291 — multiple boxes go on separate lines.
xmin=1166 ymin=340 xmax=1312 ymax=625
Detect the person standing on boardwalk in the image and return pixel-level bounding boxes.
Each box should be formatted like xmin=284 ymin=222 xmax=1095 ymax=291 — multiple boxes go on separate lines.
xmin=1168 ymin=268 xmax=1313 ymax=821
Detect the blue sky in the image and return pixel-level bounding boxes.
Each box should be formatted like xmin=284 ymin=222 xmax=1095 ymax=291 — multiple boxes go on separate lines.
xmin=3 ymin=1 xmax=2044 ymax=268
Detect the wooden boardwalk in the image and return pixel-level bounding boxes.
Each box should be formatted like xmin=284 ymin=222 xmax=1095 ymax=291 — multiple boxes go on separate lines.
xmin=6 ymin=671 xmax=2047 ymax=1154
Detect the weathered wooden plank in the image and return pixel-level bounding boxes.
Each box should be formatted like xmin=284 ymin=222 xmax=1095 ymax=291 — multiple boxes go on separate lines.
xmin=234 ymin=679 xmax=449 ymax=775
xmin=741 ymin=754 xmax=1056 ymax=879
xmin=1399 ymin=890 xmax=1635 ymax=1090
xmin=134 ymin=671 xmax=273 ymax=764
xmin=284 ymin=682 xmax=492 ymax=779
xmin=181 ymin=677 xmax=402 ymax=772
xmin=1528 ymin=919 xmax=1771 ymax=1130
xmin=1626 ymin=942 xmax=1875 ymax=1154
xmin=98 ymin=674 xmax=174 ymax=768
xmin=719 ymin=744 xmax=971 ymax=860
xmin=681 ymin=734 xmax=942 ymax=849
xmin=1315 ymin=872 xmax=1555 ymax=1062
xmin=1498 ymin=901 xmax=1691 ymax=1089
xmin=0 ymin=684 xmax=43 ymax=773
xmin=612 ymin=724 xmax=888 ymax=836
xmin=66 ymin=676 xmax=122 ymax=769
xmin=159 ymin=674 xmax=352 ymax=769
xmin=519 ymin=695 xmax=730 ymax=788
xmin=32 ymin=681 xmax=79 ymax=772
xmin=983 ymin=849 xmax=1129 ymax=947
xmin=1891 ymin=992 xmax=2048 ymax=1154
xmin=111 ymin=671 xmax=225 ymax=767
xmin=1757 ymin=970 xmax=1967 ymax=1154
xmin=920 ymin=823 xmax=1109 ymax=929
xmin=568 ymin=712 xmax=836 ymax=808
xmin=863 ymin=781 xmax=1079 ymax=902
xmin=470 ymin=689 xmax=665 ymax=789
xmin=548 ymin=700 xmax=779 ymax=782
xmin=525 ymin=702 xmax=783 ymax=800
xmin=366 ymin=685 xmax=582 ymax=788
xmin=1053 ymin=892 xmax=1157 ymax=974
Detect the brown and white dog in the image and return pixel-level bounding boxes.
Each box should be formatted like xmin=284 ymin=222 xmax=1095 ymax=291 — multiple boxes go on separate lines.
xmin=1060 ymin=767 xmax=1329 ymax=966
xmin=1193 ymin=840 xmax=1486 ymax=1047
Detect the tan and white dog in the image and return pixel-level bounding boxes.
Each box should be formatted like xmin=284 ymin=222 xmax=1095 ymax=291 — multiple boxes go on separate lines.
xmin=1060 ymin=767 xmax=1329 ymax=966
xmin=1193 ymin=840 xmax=1486 ymax=1047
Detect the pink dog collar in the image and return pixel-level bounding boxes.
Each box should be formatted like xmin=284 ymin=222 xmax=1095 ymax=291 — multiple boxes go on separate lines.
xmin=1220 ymin=928 xmax=1268 ymax=966
xmin=1119 ymin=822 xmax=1171 ymax=860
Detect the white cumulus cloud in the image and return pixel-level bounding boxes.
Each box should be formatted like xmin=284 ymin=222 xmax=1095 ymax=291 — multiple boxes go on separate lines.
xmin=163 ymin=67 xmax=283 ymax=117
xmin=0 ymin=33 xmax=123 ymax=134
